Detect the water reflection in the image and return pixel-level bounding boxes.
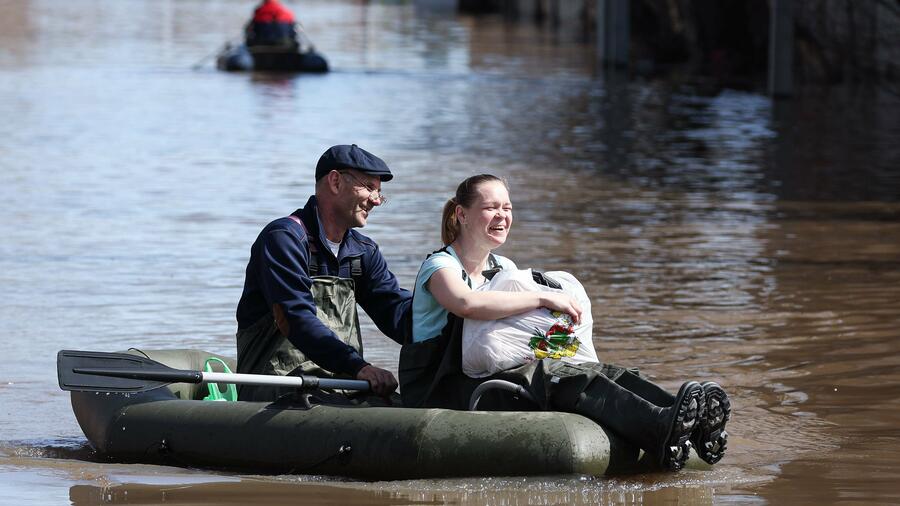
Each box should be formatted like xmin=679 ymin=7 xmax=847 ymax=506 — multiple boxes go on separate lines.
xmin=67 ymin=477 xmax=719 ymax=506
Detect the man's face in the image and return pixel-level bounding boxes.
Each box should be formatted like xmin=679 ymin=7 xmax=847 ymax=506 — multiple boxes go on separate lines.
xmin=338 ymin=170 xmax=384 ymax=229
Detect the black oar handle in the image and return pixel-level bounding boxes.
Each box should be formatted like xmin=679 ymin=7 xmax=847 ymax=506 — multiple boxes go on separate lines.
xmin=60 ymin=350 xmax=372 ymax=394
xmin=73 ymin=367 xmax=203 ymax=384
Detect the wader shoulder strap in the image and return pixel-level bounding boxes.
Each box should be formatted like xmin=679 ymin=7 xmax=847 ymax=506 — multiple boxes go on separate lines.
xmin=428 ymin=246 xmax=503 ymax=286
xmin=350 ymin=257 xmax=362 ymax=278
xmin=482 ymin=253 xmax=501 ymax=281
xmin=531 ymin=270 xmax=562 ymax=289
xmin=287 ymin=214 xmax=319 ymax=276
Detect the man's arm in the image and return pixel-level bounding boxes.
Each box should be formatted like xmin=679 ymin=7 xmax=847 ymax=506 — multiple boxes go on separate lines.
xmin=258 ymin=228 xmax=368 ymax=376
xmin=356 ymin=242 xmax=413 ymax=345
xmin=261 ymin=227 xmax=398 ymax=397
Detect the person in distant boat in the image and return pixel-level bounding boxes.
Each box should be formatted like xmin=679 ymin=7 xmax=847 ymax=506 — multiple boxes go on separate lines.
xmin=399 ymin=174 xmax=732 ymax=471
xmin=236 ymin=144 xmax=411 ymax=402
xmin=244 ymin=0 xmax=299 ymax=48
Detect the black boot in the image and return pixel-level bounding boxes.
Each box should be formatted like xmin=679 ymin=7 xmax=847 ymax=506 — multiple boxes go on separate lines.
xmin=655 ymin=381 xmax=703 ymax=471
xmin=691 ymin=382 xmax=731 ymax=465
xmin=566 ymin=376 xmax=702 ymax=471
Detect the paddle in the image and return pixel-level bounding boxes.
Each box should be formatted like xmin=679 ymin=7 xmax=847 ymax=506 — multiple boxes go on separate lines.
xmin=191 ymin=37 xmax=242 ymax=70
xmin=294 ymin=21 xmax=316 ymax=52
xmin=57 ymin=350 xmax=370 ymax=394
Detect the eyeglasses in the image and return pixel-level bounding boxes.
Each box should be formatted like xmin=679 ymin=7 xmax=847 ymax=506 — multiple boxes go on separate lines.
xmin=340 ymin=171 xmax=388 ymax=205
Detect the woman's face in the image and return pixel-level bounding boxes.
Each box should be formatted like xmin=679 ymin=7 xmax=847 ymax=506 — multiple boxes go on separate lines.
xmin=458 ymin=180 xmax=513 ymax=249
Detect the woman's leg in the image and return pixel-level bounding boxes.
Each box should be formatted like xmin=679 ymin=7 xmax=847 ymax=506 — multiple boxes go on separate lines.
xmin=606 ymin=369 xmax=732 ymax=466
xmin=549 ymin=365 xmax=702 ymax=471
xmin=691 ymin=382 xmax=731 ymax=464
xmin=613 ymin=369 xmax=676 ymax=408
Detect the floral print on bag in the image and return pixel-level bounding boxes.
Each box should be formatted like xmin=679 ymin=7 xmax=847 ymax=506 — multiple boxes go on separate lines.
xmin=529 ymin=311 xmax=580 ymax=359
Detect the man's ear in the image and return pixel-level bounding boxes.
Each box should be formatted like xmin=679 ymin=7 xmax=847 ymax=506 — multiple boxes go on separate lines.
xmin=326 ymin=170 xmax=342 ymax=194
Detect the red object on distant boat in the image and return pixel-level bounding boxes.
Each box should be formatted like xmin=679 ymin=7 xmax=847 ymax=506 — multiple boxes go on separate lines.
xmin=252 ymin=0 xmax=295 ymax=23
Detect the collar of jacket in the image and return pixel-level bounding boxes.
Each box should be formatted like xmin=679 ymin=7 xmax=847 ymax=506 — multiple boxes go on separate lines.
xmin=294 ymin=195 xmax=371 ymax=261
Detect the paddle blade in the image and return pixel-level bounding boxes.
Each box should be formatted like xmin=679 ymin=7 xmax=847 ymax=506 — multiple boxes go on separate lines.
xmin=57 ymin=350 xmax=185 ymax=393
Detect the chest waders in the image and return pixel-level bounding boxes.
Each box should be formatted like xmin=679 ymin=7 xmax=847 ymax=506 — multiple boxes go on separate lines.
xmin=399 ymin=249 xmax=566 ymax=411
xmin=236 ymin=216 xmax=363 ymax=402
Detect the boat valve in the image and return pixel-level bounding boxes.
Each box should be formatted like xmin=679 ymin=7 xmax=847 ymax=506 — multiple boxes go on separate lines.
xmin=337 ymin=442 xmax=352 ymax=465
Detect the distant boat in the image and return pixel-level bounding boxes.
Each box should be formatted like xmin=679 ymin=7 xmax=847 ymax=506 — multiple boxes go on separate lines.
xmin=217 ymin=43 xmax=328 ymax=73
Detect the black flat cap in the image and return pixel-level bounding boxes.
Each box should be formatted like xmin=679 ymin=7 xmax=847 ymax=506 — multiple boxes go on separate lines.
xmin=315 ymin=144 xmax=393 ymax=182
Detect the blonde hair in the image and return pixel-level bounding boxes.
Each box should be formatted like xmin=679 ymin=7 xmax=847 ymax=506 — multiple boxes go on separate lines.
xmin=440 ymin=174 xmax=508 ymax=245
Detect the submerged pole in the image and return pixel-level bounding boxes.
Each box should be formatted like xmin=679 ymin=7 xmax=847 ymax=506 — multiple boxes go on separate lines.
xmin=768 ymin=0 xmax=794 ymax=98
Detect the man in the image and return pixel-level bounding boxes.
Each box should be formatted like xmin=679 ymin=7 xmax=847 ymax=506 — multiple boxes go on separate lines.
xmin=244 ymin=0 xmax=298 ymax=48
xmin=236 ymin=144 xmax=411 ymax=401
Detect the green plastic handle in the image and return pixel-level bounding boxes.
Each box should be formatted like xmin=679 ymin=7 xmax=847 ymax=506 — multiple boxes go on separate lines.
xmin=202 ymin=357 xmax=238 ymax=402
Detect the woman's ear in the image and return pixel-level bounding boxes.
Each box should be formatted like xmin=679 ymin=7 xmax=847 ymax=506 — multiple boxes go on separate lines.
xmin=455 ymin=205 xmax=466 ymax=225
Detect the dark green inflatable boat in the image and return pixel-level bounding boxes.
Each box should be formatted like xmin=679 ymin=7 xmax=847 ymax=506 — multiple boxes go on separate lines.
xmin=216 ymin=43 xmax=328 ymax=73
xmin=67 ymin=349 xmax=706 ymax=480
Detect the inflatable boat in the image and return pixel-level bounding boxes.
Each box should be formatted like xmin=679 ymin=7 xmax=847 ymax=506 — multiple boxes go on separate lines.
xmin=216 ymin=43 xmax=328 ymax=73
xmin=62 ymin=349 xmax=706 ymax=480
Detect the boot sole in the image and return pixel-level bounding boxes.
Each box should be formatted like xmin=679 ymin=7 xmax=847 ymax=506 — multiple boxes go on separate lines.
xmin=660 ymin=381 xmax=702 ymax=471
xmin=692 ymin=381 xmax=731 ymax=465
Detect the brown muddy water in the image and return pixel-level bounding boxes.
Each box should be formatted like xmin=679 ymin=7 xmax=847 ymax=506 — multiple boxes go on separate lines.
xmin=1 ymin=0 xmax=899 ymax=504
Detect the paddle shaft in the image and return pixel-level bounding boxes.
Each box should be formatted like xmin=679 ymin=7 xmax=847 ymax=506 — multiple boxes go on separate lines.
xmin=192 ymin=37 xmax=241 ymax=70
xmin=295 ymin=21 xmax=316 ymax=51
xmin=72 ymin=367 xmax=369 ymax=390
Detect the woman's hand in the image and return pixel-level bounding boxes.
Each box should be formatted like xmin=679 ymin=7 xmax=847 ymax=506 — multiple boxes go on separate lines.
xmin=539 ymin=293 xmax=582 ymax=324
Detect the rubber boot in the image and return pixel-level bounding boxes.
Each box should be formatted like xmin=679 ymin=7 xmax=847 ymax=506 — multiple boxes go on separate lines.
xmin=691 ymin=381 xmax=731 ymax=465
xmin=614 ymin=369 xmax=676 ymax=408
xmin=570 ymin=377 xmax=703 ymax=471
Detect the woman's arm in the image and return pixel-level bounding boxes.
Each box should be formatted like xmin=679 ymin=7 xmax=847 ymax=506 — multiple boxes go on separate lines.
xmin=427 ymin=267 xmax=582 ymax=323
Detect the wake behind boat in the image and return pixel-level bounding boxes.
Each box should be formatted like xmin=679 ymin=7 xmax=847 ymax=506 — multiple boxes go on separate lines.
xmin=60 ymin=349 xmax=708 ymax=480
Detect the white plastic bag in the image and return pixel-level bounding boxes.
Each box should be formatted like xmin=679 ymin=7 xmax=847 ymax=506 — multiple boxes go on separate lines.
xmin=461 ymin=269 xmax=599 ymax=378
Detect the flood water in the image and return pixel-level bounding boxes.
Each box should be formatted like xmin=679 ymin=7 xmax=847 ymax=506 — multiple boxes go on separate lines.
xmin=2 ymin=0 xmax=899 ymax=504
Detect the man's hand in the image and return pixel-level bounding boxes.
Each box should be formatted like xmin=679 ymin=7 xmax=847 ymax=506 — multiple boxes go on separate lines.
xmin=356 ymin=364 xmax=398 ymax=398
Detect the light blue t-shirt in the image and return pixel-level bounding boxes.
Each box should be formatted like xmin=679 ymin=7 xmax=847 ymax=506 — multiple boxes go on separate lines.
xmin=411 ymin=246 xmax=517 ymax=343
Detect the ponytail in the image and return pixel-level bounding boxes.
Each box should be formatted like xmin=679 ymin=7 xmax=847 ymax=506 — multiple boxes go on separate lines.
xmin=441 ymin=197 xmax=459 ymax=246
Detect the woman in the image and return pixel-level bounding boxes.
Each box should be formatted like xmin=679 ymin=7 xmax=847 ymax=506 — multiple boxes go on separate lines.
xmin=407 ymin=174 xmax=731 ymax=471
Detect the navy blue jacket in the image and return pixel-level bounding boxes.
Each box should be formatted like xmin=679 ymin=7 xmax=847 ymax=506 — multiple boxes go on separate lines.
xmin=236 ymin=196 xmax=412 ymax=376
